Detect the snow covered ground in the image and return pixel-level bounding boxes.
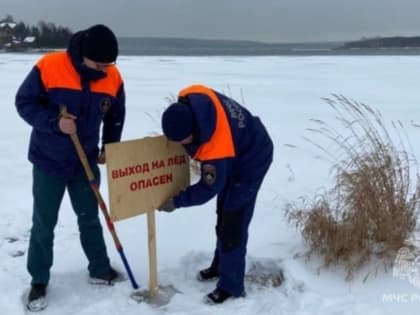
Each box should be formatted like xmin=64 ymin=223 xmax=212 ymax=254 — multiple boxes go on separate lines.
xmin=1 ymin=53 xmax=420 ymax=314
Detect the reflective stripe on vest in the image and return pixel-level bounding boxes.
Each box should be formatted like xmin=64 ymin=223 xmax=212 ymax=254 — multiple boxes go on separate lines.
xmin=179 ymin=84 xmax=236 ymax=161
xmin=36 ymin=52 xmax=122 ymax=97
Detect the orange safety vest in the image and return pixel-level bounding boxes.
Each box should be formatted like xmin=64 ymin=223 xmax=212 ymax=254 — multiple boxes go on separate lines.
xmin=179 ymin=84 xmax=236 ymax=161
xmin=36 ymin=52 xmax=122 ymax=97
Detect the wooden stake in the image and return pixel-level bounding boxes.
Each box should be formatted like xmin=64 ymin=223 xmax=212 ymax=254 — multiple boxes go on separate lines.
xmin=147 ymin=210 xmax=158 ymax=297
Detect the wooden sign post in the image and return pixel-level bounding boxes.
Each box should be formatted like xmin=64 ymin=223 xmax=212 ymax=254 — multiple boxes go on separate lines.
xmin=105 ymin=135 xmax=190 ymax=297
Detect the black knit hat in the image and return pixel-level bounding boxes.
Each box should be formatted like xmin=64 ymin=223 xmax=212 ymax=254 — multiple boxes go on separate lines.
xmin=81 ymin=24 xmax=118 ymax=63
xmin=162 ymin=103 xmax=195 ymax=141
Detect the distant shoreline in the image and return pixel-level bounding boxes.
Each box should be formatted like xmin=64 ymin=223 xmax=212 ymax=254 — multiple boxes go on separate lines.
xmin=116 ymin=37 xmax=420 ymax=56
xmin=3 ymin=37 xmax=420 ymax=56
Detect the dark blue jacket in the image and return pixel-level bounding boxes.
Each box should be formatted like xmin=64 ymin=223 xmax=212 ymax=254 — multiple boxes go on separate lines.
xmin=15 ymin=31 xmax=125 ymax=178
xmin=174 ymin=89 xmax=273 ymax=208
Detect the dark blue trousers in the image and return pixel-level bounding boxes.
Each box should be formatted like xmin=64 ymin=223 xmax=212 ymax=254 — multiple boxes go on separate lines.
xmin=213 ymin=160 xmax=272 ymax=296
xmin=27 ymin=165 xmax=111 ymax=284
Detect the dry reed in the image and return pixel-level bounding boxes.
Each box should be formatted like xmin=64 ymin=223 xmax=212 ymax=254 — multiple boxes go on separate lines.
xmin=286 ymin=95 xmax=420 ymax=280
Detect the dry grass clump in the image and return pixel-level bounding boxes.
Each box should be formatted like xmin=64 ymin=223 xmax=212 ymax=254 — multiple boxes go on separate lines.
xmin=286 ymin=95 xmax=420 ymax=280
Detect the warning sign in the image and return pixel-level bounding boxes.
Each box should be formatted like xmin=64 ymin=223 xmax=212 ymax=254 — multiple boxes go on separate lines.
xmin=105 ymin=135 xmax=190 ymax=221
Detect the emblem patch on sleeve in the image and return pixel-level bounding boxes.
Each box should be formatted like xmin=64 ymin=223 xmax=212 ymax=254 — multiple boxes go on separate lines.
xmin=202 ymin=164 xmax=217 ymax=186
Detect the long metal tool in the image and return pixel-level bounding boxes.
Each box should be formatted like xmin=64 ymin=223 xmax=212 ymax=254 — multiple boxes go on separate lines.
xmin=61 ymin=107 xmax=139 ymax=289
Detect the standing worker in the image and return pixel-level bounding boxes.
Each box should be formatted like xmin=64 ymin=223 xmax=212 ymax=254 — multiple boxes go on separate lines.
xmin=16 ymin=24 xmax=126 ymax=311
xmin=159 ymin=84 xmax=273 ymax=304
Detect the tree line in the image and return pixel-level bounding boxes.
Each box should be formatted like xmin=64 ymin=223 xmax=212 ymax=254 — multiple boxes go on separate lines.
xmin=1 ymin=15 xmax=73 ymax=48
xmin=342 ymin=36 xmax=420 ymax=49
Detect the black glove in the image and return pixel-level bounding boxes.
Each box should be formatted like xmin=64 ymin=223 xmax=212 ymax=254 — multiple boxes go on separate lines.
xmin=158 ymin=198 xmax=176 ymax=212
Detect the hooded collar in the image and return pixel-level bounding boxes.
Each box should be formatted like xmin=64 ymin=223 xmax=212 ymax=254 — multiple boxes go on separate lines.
xmin=66 ymin=31 xmax=107 ymax=82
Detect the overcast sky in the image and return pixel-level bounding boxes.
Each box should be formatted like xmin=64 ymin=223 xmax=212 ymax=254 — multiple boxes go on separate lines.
xmin=2 ymin=0 xmax=420 ymax=43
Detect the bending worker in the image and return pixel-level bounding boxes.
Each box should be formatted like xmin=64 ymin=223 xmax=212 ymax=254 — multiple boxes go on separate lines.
xmin=159 ymin=84 xmax=273 ymax=304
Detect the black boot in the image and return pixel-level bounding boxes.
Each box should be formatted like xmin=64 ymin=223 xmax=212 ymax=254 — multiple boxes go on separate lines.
xmin=197 ymin=265 xmax=219 ymax=281
xmin=27 ymin=283 xmax=47 ymax=312
xmin=197 ymin=253 xmax=219 ymax=281
xmin=204 ymin=288 xmax=245 ymax=304
xmin=89 ymin=268 xmax=123 ymax=285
